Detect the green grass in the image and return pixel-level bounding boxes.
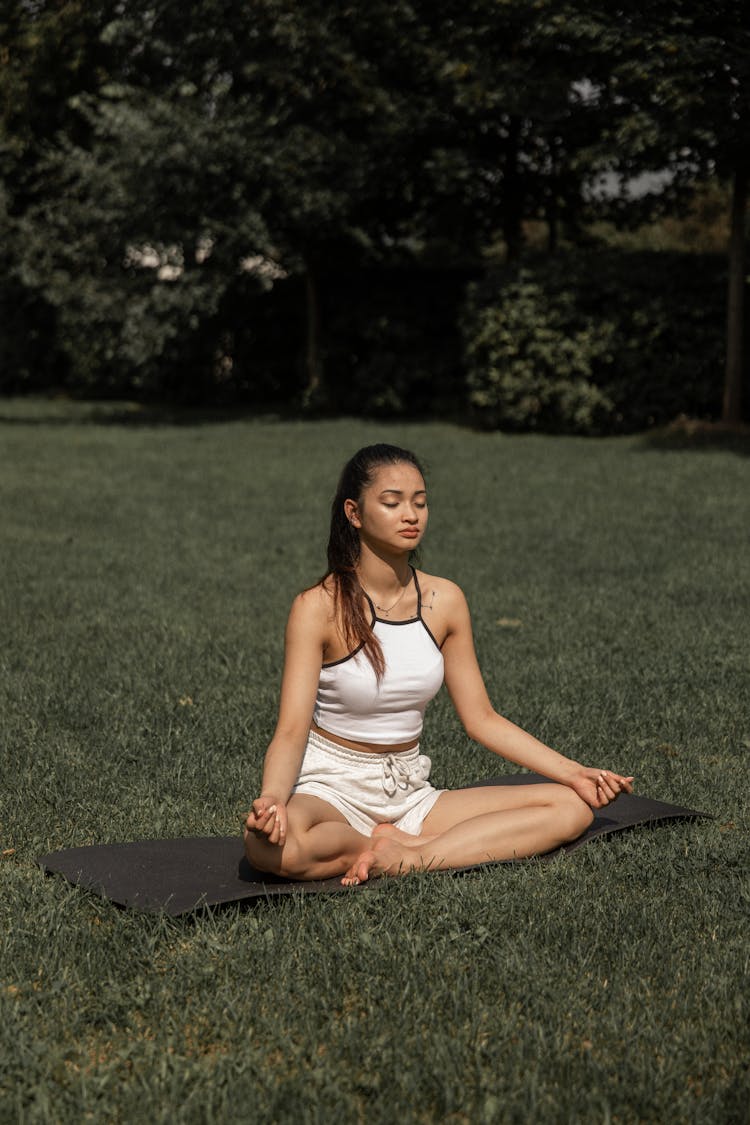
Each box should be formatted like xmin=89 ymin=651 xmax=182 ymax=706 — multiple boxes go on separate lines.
xmin=1 ymin=400 xmax=748 ymax=1123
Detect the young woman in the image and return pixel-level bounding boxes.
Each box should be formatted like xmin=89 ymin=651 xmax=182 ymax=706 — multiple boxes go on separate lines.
xmin=244 ymin=443 xmax=633 ymax=886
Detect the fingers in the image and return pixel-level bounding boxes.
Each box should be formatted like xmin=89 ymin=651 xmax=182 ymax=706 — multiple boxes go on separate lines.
xmin=594 ymin=771 xmax=635 ymax=805
xmin=244 ymin=800 xmax=287 ymax=846
xmin=595 ymin=772 xmax=617 ymax=802
xmin=267 ymin=806 xmax=287 ymax=846
xmin=245 ymin=801 xmax=273 ymax=830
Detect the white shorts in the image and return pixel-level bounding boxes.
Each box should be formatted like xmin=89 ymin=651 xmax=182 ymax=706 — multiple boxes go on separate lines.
xmin=291 ymin=729 xmax=444 ymax=837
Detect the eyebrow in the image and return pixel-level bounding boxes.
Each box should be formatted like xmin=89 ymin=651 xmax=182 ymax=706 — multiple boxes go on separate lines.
xmin=379 ymin=488 xmax=427 ymax=496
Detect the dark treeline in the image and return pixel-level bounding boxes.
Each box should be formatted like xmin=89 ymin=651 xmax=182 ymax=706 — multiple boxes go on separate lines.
xmin=1 ymin=0 xmax=748 ymax=430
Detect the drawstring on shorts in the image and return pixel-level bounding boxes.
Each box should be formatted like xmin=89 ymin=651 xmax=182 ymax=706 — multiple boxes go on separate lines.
xmin=293 ymin=729 xmax=442 ymax=836
xmin=381 ymin=753 xmax=415 ymax=797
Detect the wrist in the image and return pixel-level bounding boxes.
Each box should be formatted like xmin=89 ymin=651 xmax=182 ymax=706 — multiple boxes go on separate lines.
xmin=556 ymin=760 xmax=584 ymax=786
xmin=259 ymin=789 xmax=290 ymax=805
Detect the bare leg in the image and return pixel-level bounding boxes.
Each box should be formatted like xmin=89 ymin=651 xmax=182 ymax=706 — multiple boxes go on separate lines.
xmin=371 ymin=822 xmax=441 ymax=846
xmin=245 ymin=794 xmax=370 ymax=881
xmin=343 ymin=783 xmax=593 ymax=885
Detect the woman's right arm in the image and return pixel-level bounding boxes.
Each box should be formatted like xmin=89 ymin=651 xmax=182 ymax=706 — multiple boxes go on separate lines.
xmin=245 ymin=589 xmax=327 ymax=845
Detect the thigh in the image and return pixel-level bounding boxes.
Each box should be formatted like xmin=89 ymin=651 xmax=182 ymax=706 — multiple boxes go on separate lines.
xmin=421 ymin=782 xmax=571 ymax=835
xmin=285 ymin=792 xmax=353 ymax=831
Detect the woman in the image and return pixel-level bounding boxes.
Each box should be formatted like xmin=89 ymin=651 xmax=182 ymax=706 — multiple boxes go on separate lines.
xmin=244 ymin=443 xmax=633 ymax=886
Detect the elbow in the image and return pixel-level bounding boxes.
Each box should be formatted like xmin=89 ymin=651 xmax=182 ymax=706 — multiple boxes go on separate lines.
xmin=462 ymin=706 xmax=497 ymax=744
xmin=269 ymin=718 xmax=313 ymax=753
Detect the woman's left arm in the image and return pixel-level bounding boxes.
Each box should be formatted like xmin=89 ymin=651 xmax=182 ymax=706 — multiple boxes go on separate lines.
xmin=441 ymin=584 xmax=633 ymax=809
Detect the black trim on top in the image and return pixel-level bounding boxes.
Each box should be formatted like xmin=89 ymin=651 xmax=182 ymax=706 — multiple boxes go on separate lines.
xmin=413 ymin=568 xmax=443 ymax=652
xmin=361 ymin=589 xmax=379 ymax=624
xmin=369 ymin=566 xmax=419 ymax=625
xmin=413 ymin=566 xmax=422 ymax=613
xmin=321 ymin=639 xmax=365 ymax=669
xmin=419 ymin=617 xmax=443 ymax=654
xmin=321 ymin=567 xmax=443 ymax=665
xmin=322 ymin=590 xmax=377 ymax=668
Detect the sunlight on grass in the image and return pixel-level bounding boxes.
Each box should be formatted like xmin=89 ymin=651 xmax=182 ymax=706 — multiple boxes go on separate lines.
xmin=1 ymin=403 xmax=748 ymax=1122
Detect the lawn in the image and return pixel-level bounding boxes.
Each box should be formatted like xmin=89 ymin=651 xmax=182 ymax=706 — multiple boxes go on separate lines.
xmin=1 ymin=400 xmax=748 ymax=1123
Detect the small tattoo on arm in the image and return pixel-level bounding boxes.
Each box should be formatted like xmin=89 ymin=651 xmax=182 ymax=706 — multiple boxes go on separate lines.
xmin=424 ymin=589 xmax=437 ymax=610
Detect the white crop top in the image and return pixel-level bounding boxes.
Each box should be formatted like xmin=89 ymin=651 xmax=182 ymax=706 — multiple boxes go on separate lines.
xmin=313 ymin=569 xmax=444 ymax=744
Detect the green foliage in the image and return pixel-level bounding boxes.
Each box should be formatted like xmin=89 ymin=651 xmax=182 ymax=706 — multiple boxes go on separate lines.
xmin=463 ymin=251 xmax=727 ymax=433
xmin=602 ymin=0 xmax=750 ymax=182
xmin=14 ymin=75 xmax=274 ymax=396
xmin=464 ymin=273 xmax=615 ymax=433
xmin=1 ymin=1 xmax=746 ymax=417
xmin=0 ymin=0 xmax=644 ymax=403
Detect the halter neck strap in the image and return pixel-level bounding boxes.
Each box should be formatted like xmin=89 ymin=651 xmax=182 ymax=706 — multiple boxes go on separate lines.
xmin=362 ymin=566 xmax=419 ymax=623
xmin=412 ymin=566 xmax=422 ymax=614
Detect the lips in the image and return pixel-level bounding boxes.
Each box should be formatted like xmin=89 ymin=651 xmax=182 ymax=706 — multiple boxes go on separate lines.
xmin=399 ymin=529 xmax=419 ymax=538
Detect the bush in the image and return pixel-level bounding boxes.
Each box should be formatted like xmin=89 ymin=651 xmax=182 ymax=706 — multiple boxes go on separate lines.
xmin=463 ymin=250 xmax=728 ymax=433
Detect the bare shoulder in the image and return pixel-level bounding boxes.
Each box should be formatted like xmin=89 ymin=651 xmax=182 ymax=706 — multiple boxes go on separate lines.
xmin=414 ymin=570 xmax=470 ymax=642
xmin=415 ymin=570 xmax=467 ymax=608
xmin=288 ymin=581 xmax=335 ymax=631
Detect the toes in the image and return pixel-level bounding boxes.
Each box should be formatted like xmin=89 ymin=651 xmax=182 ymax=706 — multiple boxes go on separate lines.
xmin=342 ymin=852 xmax=376 ymax=886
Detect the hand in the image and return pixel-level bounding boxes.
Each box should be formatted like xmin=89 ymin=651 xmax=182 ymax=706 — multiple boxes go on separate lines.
xmin=244 ymin=794 xmax=287 ymax=846
xmin=570 ymin=768 xmax=634 ymax=810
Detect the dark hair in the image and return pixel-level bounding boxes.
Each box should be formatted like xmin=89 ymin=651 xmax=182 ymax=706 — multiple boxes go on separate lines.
xmin=322 ymin=444 xmax=426 ymax=677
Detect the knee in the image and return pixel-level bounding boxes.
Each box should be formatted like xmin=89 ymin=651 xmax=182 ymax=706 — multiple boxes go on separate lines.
xmin=246 ymin=828 xmax=292 ymax=877
xmin=275 ymin=839 xmax=308 ymax=880
xmin=244 ymin=829 xmax=304 ymax=879
xmin=557 ymin=787 xmax=594 ymax=840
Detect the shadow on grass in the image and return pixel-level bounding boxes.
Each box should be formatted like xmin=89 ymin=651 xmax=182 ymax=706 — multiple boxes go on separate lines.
xmin=0 ymin=400 xmax=290 ymax=428
xmin=3 ymin=399 xmax=750 ymax=449
xmin=0 ymin=398 xmax=470 ymax=429
xmin=638 ymin=418 xmax=750 ymax=457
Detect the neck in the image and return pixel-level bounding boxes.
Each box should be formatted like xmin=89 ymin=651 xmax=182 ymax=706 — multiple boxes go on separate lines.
xmin=355 ymin=543 xmax=412 ymax=597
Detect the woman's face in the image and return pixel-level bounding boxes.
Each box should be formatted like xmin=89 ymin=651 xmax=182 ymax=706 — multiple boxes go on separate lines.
xmin=346 ymin=461 xmax=428 ymax=553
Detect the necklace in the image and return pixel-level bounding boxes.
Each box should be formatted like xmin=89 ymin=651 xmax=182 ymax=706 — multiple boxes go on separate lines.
xmin=362 ymin=577 xmax=410 ymax=618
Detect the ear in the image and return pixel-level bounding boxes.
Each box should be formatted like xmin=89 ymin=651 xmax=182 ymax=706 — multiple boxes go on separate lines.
xmin=343 ymin=498 xmax=361 ymax=528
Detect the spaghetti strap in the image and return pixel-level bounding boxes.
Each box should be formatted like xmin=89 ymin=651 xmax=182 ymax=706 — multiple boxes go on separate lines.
xmin=412 ymin=566 xmax=422 ymax=614
xmin=413 ymin=568 xmax=441 ymax=650
xmin=362 ymin=589 xmax=378 ymax=626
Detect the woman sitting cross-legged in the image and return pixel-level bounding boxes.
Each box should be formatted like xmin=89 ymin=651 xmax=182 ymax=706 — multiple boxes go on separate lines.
xmin=244 ymin=443 xmax=633 ymax=886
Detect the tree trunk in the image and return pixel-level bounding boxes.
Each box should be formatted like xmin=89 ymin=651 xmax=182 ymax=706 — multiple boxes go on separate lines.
xmin=304 ymin=263 xmax=322 ymax=405
xmin=503 ymin=116 xmax=524 ymax=263
xmin=723 ymin=164 xmax=747 ymax=425
xmin=547 ymin=189 xmax=558 ymax=255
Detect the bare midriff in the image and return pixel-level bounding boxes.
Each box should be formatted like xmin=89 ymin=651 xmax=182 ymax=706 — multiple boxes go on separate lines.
xmin=310 ymin=719 xmax=419 ymax=755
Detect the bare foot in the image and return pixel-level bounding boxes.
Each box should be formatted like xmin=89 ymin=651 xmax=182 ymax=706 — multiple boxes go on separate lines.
xmin=341 ymin=837 xmax=412 ymax=886
xmin=371 ymin=823 xmax=440 ymax=847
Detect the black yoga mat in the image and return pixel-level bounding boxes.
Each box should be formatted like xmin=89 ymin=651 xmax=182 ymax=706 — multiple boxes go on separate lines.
xmin=38 ymin=775 xmax=708 ymax=916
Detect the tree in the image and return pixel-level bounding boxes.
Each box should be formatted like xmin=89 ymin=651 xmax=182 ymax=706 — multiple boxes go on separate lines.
xmin=11 ymin=1 xmax=438 ymax=398
xmin=0 ymin=0 xmax=119 ymax=389
xmin=5 ymin=0 xmax=739 ymax=420
xmin=595 ymin=0 xmax=750 ymax=423
xmin=407 ymin=0 xmax=622 ymax=260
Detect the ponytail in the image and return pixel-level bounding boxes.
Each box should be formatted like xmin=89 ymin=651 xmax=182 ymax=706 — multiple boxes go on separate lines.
xmin=320 ymin=444 xmax=425 ymax=677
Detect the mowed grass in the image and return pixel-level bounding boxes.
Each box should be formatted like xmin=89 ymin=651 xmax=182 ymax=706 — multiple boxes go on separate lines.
xmin=1 ymin=400 xmax=748 ymax=1124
